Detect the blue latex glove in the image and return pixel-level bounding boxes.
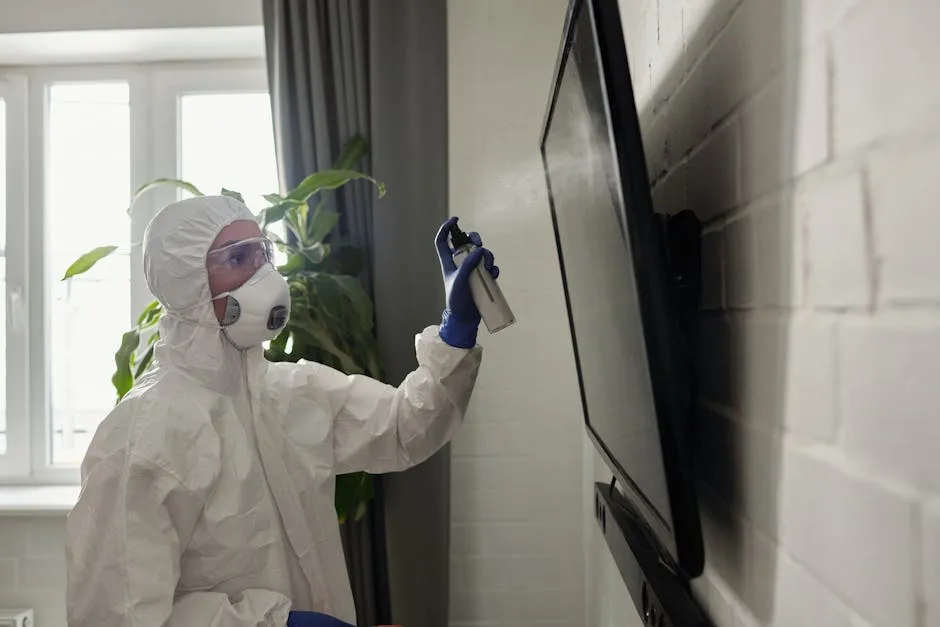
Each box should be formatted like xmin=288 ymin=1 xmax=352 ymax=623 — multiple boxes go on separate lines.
xmin=435 ymin=216 xmax=499 ymax=349
xmin=286 ymin=610 xmax=355 ymax=627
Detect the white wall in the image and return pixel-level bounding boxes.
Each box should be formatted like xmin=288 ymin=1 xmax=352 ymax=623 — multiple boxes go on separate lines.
xmin=0 ymin=517 xmax=67 ymax=625
xmin=615 ymin=0 xmax=940 ymax=626
xmin=0 ymin=0 xmax=262 ymax=33
xmin=446 ymin=1 xmax=589 ymax=626
xmin=449 ymin=0 xmax=940 ymax=626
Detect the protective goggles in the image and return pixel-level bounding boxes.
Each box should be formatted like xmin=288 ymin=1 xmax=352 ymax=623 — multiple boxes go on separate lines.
xmin=206 ymin=237 xmax=276 ymax=272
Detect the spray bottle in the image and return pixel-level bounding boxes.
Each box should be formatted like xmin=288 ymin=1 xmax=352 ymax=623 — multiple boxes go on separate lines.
xmin=449 ymin=223 xmax=516 ymax=334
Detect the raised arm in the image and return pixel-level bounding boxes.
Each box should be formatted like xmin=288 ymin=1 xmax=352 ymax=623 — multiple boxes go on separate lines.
xmin=315 ymin=327 xmax=482 ymax=475
xmin=325 ymin=217 xmax=498 ymax=473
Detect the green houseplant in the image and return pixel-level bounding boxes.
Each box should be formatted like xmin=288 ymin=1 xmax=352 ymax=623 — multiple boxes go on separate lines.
xmin=63 ymin=136 xmax=385 ymax=523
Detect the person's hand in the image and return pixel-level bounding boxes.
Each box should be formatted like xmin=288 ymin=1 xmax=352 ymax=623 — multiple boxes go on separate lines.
xmin=434 ymin=216 xmax=499 ymax=348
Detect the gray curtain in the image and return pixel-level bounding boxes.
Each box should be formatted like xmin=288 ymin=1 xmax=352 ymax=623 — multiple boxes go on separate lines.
xmin=368 ymin=3 xmax=451 ymax=627
xmin=263 ymin=2 xmax=451 ymax=627
xmin=264 ymin=0 xmax=375 ymax=291
xmin=263 ymin=2 xmax=385 ymax=626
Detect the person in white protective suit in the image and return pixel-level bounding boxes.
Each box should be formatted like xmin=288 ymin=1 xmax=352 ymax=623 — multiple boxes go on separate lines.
xmin=65 ymin=195 xmax=500 ymax=627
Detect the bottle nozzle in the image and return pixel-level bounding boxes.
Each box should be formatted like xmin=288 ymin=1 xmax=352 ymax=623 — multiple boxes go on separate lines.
xmin=449 ymin=222 xmax=473 ymax=249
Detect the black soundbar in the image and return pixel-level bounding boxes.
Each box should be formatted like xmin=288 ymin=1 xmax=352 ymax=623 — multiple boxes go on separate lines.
xmin=594 ymin=482 xmax=713 ymax=627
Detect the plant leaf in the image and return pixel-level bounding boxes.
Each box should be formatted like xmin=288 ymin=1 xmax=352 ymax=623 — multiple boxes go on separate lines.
xmin=136 ymin=300 xmax=163 ymax=328
xmin=134 ymin=343 xmax=156 ymax=379
xmin=353 ymin=501 xmax=369 ymax=521
xmin=365 ymin=350 xmax=383 ymax=380
xmin=334 ymin=136 xmax=368 ymax=170
xmin=128 ymin=178 xmax=203 ymax=214
xmin=221 ymin=188 xmax=245 ymax=203
xmin=288 ymin=315 xmax=360 ymax=374
xmin=301 ymin=243 xmax=329 ymax=265
xmin=319 ymin=243 xmax=363 ymax=276
xmin=266 ymin=230 xmax=287 ymax=247
xmin=358 ymin=470 xmax=374 ymax=497
xmin=260 ymin=197 xmax=306 ymax=229
xmin=112 ymin=329 xmax=140 ymax=402
xmin=284 ymin=210 xmax=306 ymax=245
xmin=265 ymin=328 xmax=291 ymax=362
xmin=305 ymin=274 xmax=350 ymax=328
xmin=334 ymin=472 xmax=356 ymax=522
xmin=296 ymin=198 xmax=310 ymax=235
xmin=277 ymin=253 xmax=306 ymax=275
xmin=286 ymin=169 xmax=387 ymax=204
xmin=335 ymin=471 xmax=373 ymax=523
xmin=330 ymin=275 xmax=374 ymax=329
xmin=63 ymin=246 xmax=119 ymax=280
xmin=260 ymin=204 xmax=285 ymax=228
xmin=307 ymin=208 xmax=341 ymax=244
xmin=348 ymin=472 xmax=375 ymax=521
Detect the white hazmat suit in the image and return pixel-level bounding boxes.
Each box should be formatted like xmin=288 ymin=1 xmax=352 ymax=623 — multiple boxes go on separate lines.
xmin=66 ymin=196 xmax=482 ymax=626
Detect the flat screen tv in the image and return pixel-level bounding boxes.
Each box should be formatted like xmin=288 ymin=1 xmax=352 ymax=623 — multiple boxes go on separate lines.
xmin=540 ymin=0 xmax=705 ymax=580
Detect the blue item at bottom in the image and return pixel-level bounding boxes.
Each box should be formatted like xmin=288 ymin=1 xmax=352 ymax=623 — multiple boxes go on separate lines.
xmin=287 ymin=610 xmax=355 ymax=627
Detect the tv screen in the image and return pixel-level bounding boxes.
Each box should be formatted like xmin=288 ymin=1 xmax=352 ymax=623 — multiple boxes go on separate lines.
xmin=540 ymin=0 xmax=704 ymax=576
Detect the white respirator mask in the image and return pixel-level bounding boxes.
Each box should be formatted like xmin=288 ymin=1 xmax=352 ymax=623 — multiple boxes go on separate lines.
xmin=215 ymin=264 xmax=291 ymax=349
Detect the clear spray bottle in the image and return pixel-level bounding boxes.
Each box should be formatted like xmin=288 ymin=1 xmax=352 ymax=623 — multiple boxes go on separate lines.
xmin=449 ymin=223 xmax=516 ymax=334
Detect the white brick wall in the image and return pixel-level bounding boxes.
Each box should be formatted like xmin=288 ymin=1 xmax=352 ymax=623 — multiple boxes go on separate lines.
xmin=447 ymin=1 xmax=586 ymax=626
xmin=925 ymin=500 xmax=940 ymax=627
xmin=0 ymin=517 xmax=67 ymax=626
xmin=619 ymin=0 xmax=940 ymax=625
xmin=449 ymin=0 xmax=940 ymax=625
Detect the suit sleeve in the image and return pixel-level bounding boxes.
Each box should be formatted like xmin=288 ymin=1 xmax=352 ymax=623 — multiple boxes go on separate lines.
xmin=314 ymin=325 xmax=482 ymax=475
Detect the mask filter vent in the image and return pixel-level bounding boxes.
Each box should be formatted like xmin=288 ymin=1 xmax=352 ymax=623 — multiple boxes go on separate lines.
xmin=221 ymin=296 xmax=241 ymax=327
xmin=268 ymin=305 xmax=288 ymax=330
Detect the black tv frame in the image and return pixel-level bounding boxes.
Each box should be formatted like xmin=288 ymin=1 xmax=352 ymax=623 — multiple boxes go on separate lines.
xmin=540 ymin=0 xmax=706 ymax=590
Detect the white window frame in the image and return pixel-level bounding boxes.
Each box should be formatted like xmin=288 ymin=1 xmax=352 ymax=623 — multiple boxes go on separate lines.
xmin=26 ymin=64 xmax=148 ymax=485
xmin=142 ymin=63 xmax=271 ymax=316
xmin=0 ymin=59 xmax=270 ymax=485
xmin=0 ymin=74 xmax=30 ymax=478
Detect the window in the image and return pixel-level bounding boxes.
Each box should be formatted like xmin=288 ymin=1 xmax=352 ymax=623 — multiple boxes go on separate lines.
xmin=0 ymin=97 xmax=7 ymax=455
xmin=0 ymin=75 xmax=28 ymax=479
xmin=180 ymin=92 xmax=279 ymax=212
xmin=0 ymin=63 xmax=278 ymax=483
xmin=0 ymin=97 xmax=7 ymax=456
xmin=48 ymin=83 xmax=132 ymax=467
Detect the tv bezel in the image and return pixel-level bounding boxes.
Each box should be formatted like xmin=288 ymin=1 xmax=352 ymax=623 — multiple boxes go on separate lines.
xmin=539 ymin=0 xmax=704 ymax=577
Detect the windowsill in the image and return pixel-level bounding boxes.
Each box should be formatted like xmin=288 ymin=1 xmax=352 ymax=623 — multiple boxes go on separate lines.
xmin=0 ymin=485 xmax=80 ymax=516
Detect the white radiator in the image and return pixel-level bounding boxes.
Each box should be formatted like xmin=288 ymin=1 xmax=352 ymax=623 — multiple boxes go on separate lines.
xmin=0 ymin=609 xmax=32 ymax=627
